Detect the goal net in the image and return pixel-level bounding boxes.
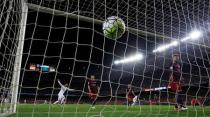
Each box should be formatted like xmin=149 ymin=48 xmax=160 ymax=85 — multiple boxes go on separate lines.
xmin=0 ymin=0 xmax=27 ymax=115
xmin=1 ymin=0 xmax=210 ymax=117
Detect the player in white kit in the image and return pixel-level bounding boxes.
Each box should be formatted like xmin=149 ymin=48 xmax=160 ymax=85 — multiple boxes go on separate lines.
xmin=53 ymin=80 xmax=74 ymax=104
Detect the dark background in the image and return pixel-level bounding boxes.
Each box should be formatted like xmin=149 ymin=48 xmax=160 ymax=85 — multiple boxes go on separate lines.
xmin=20 ymin=9 xmax=209 ymax=99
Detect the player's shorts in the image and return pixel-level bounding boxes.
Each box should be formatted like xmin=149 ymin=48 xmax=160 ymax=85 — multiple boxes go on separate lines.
xmin=89 ymin=88 xmax=98 ymax=100
xmin=58 ymin=94 xmax=65 ymax=101
xmin=176 ymin=93 xmax=183 ymax=104
xmin=169 ymin=82 xmax=182 ymax=92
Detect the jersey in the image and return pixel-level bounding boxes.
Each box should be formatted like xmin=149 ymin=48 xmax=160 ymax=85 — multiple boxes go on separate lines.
xmin=58 ymin=85 xmax=67 ymax=96
xmin=170 ymin=62 xmax=181 ymax=82
xmin=127 ymin=88 xmax=135 ymax=102
xmin=169 ymin=62 xmax=182 ymax=92
xmin=57 ymin=80 xmax=73 ymax=96
xmin=88 ymin=79 xmax=97 ymax=91
xmin=191 ymin=98 xmax=198 ymax=105
xmin=88 ymin=79 xmax=98 ymax=99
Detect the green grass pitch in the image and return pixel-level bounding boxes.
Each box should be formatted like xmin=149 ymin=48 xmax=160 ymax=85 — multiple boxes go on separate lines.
xmin=14 ymin=104 xmax=210 ymax=117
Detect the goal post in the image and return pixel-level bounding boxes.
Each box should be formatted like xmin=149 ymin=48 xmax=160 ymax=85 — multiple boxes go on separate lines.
xmin=10 ymin=0 xmax=28 ymax=113
xmin=0 ymin=0 xmax=28 ymax=116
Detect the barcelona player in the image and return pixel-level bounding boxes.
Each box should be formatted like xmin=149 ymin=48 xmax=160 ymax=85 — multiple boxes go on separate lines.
xmin=168 ymin=53 xmax=187 ymax=111
xmin=88 ymin=75 xmax=99 ymax=109
xmin=126 ymin=84 xmax=135 ymax=106
xmin=191 ymin=97 xmax=203 ymax=107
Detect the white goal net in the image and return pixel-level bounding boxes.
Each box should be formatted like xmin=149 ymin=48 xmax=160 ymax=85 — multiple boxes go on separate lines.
xmin=0 ymin=0 xmax=210 ymax=117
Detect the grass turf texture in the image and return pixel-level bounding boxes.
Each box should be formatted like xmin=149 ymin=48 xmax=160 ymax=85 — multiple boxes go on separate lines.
xmin=13 ymin=104 xmax=210 ymax=117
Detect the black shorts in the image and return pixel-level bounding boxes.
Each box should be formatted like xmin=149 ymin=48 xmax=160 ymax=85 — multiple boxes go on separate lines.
xmin=176 ymin=92 xmax=186 ymax=104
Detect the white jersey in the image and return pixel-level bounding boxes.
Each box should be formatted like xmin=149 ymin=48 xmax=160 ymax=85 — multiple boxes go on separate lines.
xmin=133 ymin=96 xmax=138 ymax=103
xmin=58 ymin=85 xmax=67 ymax=96
xmin=57 ymin=80 xmax=74 ymax=96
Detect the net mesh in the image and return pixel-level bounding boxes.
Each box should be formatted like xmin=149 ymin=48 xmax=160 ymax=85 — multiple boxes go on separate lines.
xmin=1 ymin=0 xmax=210 ymax=117
xmin=0 ymin=0 xmax=23 ymax=114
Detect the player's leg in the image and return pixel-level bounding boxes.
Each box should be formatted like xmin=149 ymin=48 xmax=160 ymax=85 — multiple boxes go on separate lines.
xmin=127 ymin=98 xmax=129 ymax=106
xmin=89 ymin=89 xmax=97 ymax=108
xmin=197 ymin=100 xmax=203 ymax=107
xmin=177 ymin=93 xmax=187 ymax=111
xmin=60 ymin=97 xmax=65 ymax=104
xmin=127 ymin=97 xmax=132 ymax=106
xmin=92 ymin=97 xmax=96 ymax=106
xmin=53 ymin=95 xmax=61 ymax=104
xmin=90 ymin=94 xmax=97 ymax=109
xmin=131 ymin=100 xmax=136 ymax=106
xmin=175 ymin=92 xmax=181 ymax=111
xmin=91 ymin=99 xmax=96 ymax=109
xmin=53 ymin=100 xmax=59 ymax=104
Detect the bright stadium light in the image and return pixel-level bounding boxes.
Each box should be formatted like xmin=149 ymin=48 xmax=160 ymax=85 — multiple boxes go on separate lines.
xmin=114 ymin=60 xmax=120 ymax=65
xmin=189 ymin=30 xmax=202 ymax=40
xmin=153 ymin=40 xmax=179 ymax=53
xmin=181 ymin=30 xmax=202 ymax=42
xmin=180 ymin=37 xmax=190 ymax=42
xmin=170 ymin=41 xmax=179 ymax=46
xmin=114 ymin=53 xmax=143 ymax=65
xmin=152 ymin=45 xmax=168 ymax=53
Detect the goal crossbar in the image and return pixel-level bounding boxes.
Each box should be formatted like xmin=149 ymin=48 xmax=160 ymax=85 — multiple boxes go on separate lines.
xmin=27 ymin=3 xmax=210 ymax=49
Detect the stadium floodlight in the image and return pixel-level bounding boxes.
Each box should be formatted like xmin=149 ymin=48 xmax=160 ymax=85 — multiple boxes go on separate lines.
xmin=181 ymin=30 xmax=202 ymax=42
xmin=153 ymin=40 xmax=179 ymax=53
xmin=180 ymin=37 xmax=190 ymax=42
xmin=152 ymin=45 xmax=169 ymax=53
xmin=144 ymin=86 xmax=167 ymax=91
xmin=170 ymin=41 xmax=179 ymax=46
xmin=189 ymin=30 xmax=202 ymax=40
xmin=114 ymin=53 xmax=143 ymax=65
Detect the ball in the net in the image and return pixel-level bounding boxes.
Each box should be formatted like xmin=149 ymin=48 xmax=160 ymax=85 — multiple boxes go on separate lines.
xmin=103 ymin=16 xmax=125 ymax=40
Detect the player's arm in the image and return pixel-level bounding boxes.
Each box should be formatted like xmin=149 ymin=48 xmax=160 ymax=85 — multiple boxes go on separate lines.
xmin=169 ymin=74 xmax=173 ymax=83
xmin=58 ymin=80 xmax=75 ymax=91
xmin=57 ymin=80 xmax=66 ymax=89
xmin=66 ymin=88 xmax=75 ymax=91
xmin=96 ymin=81 xmax=100 ymax=93
xmin=126 ymin=89 xmax=128 ymax=99
xmin=169 ymin=66 xmax=173 ymax=83
xmin=132 ymin=90 xmax=135 ymax=97
xmin=87 ymin=80 xmax=91 ymax=91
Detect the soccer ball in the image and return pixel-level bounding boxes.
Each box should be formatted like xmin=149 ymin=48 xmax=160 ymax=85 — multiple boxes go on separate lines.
xmin=103 ymin=16 xmax=125 ymax=40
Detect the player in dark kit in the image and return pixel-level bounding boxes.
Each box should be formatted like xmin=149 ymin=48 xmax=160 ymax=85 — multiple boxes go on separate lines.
xmin=191 ymin=97 xmax=204 ymax=107
xmin=88 ymin=75 xmax=99 ymax=109
xmin=168 ymin=54 xmax=187 ymax=111
xmin=126 ymin=84 xmax=135 ymax=106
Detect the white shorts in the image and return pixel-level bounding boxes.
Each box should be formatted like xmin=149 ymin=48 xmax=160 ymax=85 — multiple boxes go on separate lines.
xmin=58 ymin=94 xmax=65 ymax=101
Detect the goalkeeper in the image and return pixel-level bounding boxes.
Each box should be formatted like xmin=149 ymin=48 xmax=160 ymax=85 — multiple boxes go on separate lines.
xmin=168 ymin=53 xmax=187 ymax=111
xmin=53 ymin=79 xmax=74 ymax=104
